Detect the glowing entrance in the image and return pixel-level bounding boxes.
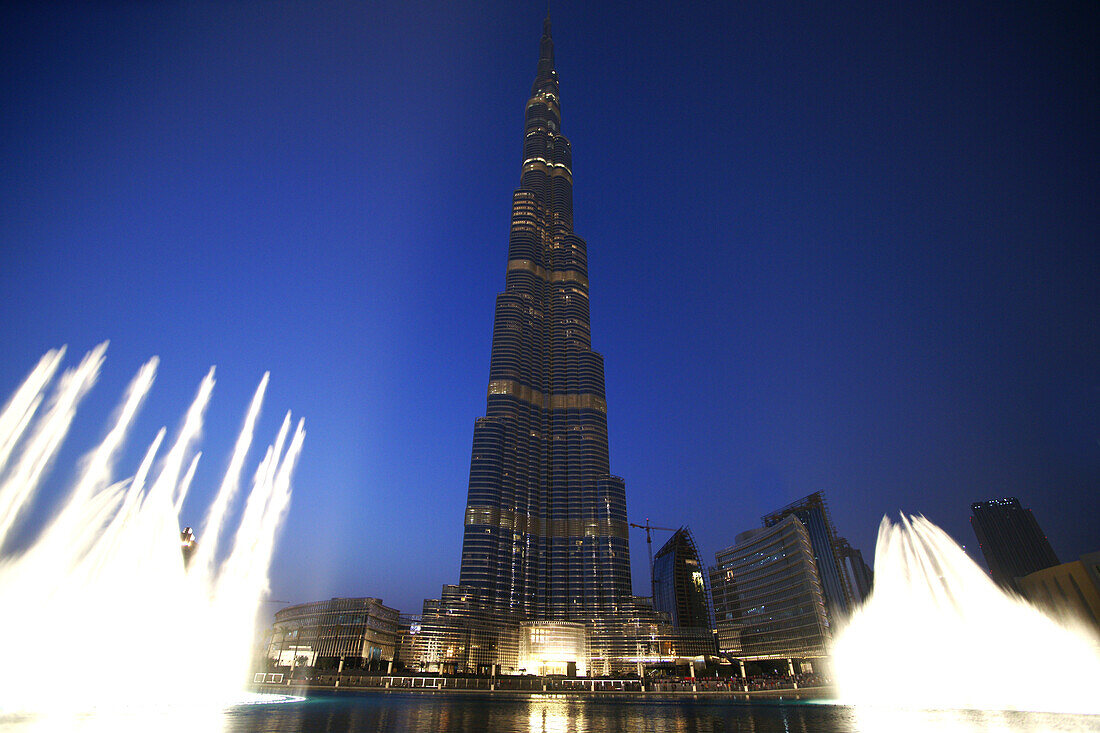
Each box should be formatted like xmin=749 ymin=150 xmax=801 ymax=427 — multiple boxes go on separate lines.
xmin=518 ymin=621 xmax=587 ymax=677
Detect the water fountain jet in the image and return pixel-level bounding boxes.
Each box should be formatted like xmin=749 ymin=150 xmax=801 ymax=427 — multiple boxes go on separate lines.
xmin=832 ymin=514 xmax=1100 ymax=716
xmin=0 ymin=346 xmax=304 ymax=722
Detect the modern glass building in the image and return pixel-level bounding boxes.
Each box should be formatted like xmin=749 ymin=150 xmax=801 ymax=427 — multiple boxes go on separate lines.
xmin=762 ymin=491 xmax=853 ymax=626
xmin=455 ymin=15 xmax=630 ymax=620
xmin=652 ymin=527 xmax=713 ymax=630
xmin=411 ymin=586 xmax=519 ymax=675
xmin=414 ymin=18 xmax=712 ymax=676
xmin=970 ymin=497 xmax=1060 ymax=592
xmin=708 ymin=516 xmax=830 ymax=663
xmin=263 ymin=597 xmax=399 ymax=669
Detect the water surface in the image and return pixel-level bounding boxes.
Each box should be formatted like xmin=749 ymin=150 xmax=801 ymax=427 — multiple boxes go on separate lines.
xmin=218 ymin=691 xmax=1098 ymax=733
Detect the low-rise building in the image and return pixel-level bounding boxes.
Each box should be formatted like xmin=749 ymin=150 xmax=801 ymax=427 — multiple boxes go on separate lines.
xmin=1018 ymin=551 xmax=1100 ymax=635
xmin=263 ymin=597 xmax=399 ymax=670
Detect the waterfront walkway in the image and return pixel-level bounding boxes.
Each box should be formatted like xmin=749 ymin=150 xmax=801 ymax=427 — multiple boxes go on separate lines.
xmin=255 ymin=674 xmax=833 ymax=700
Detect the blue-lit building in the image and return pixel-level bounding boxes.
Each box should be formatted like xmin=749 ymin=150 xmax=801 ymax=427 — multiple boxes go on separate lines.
xmin=413 ymin=18 xmax=714 ymax=676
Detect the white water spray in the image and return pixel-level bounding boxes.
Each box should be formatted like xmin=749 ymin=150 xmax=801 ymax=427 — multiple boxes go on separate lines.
xmin=832 ymin=514 xmax=1100 ymax=715
xmin=0 ymin=345 xmax=304 ymax=717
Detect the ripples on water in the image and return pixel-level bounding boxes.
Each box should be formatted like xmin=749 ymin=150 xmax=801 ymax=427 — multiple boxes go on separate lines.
xmin=6 ymin=693 xmax=1098 ymax=732
xmin=219 ymin=693 xmax=1100 ymax=733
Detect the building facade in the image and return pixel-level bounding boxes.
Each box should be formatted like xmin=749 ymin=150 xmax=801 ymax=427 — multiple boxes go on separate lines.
xmin=414 ymin=18 xmax=712 ymax=676
xmin=709 ymin=516 xmax=830 ymax=663
xmin=455 ymin=15 xmax=630 ymax=622
xmin=652 ymin=527 xmax=714 ymax=630
xmin=1017 ymin=551 xmax=1100 ymax=636
xmin=970 ymin=497 xmax=1060 ymax=592
xmin=762 ymin=491 xmax=853 ymax=626
xmin=263 ymin=597 xmax=399 ymax=669
xmin=835 ymin=536 xmax=874 ymax=603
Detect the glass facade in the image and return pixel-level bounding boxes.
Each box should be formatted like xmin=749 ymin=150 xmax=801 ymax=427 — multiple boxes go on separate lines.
xmin=415 ymin=19 xmax=714 ymax=676
xmin=518 ymin=621 xmax=588 ymax=676
xmin=762 ymin=491 xmax=853 ymax=626
xmin=709 ymin=517 xmax=830 ymax=660
xmin=410 ymin=586 xmax=520 ymax=675
xmin=652 ymin=527 xmax=714 ymax=630
xmin=264 ymin=597 xmax=399 ymax=668
xmin=456 ymin=16 xmax=631 ymax=620
xmin=970 ymin=497 xmax=1060 ymax=592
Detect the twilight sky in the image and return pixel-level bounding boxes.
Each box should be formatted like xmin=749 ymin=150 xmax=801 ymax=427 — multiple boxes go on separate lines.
xmin=1 ymin=1 xmax=1097 ymax=614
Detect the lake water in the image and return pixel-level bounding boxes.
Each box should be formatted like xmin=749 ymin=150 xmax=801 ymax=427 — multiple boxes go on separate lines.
xmin=219 ymin=691 xmax=1099 ymax=733
xmin=5 ymin=691 xmax=1098 ymax=732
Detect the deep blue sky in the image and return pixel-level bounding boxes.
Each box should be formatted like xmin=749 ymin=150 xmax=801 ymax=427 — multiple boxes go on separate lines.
xmin=2 ymin=1 xmax=1097 ymax=614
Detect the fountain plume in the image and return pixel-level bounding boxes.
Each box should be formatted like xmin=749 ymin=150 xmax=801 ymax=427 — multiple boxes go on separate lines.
xmin=0 ymin=346 xmax=304 ymax=717
xmin=832 ymin=513 xmax=1100 ymax=714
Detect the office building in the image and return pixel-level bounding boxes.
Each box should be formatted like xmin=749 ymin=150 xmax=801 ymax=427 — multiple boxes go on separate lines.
xmin=835 ymin=536 xmax=874 ymax=603
xmin=762 ymin=491 xmax=853 ymax=625
xmin=1017 ymin=551 xmax=1100 ymax=635
xmin=970 ymin=497 xmax=1060 ymax=592
xmin=263 ymin=597 xmax=399 ymax=669
xmin=709 ymin=516 xmax=830 ymax=665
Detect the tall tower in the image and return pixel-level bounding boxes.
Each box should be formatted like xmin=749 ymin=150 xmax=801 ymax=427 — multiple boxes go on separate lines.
xmin=457 ymin=16 xmax=632 ymax=621
xmin=412 ymin=19 xmax=714 ymax=677
xmin=971 ymin=497 xmax=1059 ymax=592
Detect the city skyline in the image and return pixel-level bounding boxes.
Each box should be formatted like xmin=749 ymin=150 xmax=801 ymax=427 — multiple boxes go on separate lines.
xmin=1 ymin=1 xmax=1097 ymax=614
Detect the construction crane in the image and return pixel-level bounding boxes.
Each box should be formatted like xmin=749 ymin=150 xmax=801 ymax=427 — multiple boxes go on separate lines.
xmin=628 ymin=519 xmax=677 ymax=600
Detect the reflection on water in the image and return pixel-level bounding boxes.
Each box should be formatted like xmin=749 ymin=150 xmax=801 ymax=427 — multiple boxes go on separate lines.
xmin=219 ymin=694 xmax=850 ymax=733
xmin=4 ymin=693 xmax=1098 ymax=733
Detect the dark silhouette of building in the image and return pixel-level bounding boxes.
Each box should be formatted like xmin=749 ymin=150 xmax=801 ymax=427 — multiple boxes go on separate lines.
xmin=652 ymin=527 xmax=713 ymax=629
xmin=970 ymin=497 xmax=1060 ymax=592
xmin=762 ymin=491 xmax=853 ymax=627
xmin=835 ymin=536 xmax=874 ymax=603
xmin=413 ymin=18 xmax=712 ymax=676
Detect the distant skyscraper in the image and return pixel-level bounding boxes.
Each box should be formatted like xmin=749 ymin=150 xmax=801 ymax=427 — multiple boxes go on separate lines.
xmin=762 ymin=491 xmax=853 ymax=626
xmin=652 ymin=527 xmax=713 ymax=630
xmin=835 ymin=536 xmax=874 ymax=603
xmin=413 ymin=18 xmax=711 ymax=676
xmin=970 ymin=497 xmax=1059 ymax=592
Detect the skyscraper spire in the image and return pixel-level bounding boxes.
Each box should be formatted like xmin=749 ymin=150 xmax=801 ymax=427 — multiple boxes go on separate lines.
xmin=534 ymin=20 xmax=555 ymax=95
xmin=457 ymin=16 xmax=630 ymax=621
xmin=412 ymin=17 xmax=716 ymax=677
